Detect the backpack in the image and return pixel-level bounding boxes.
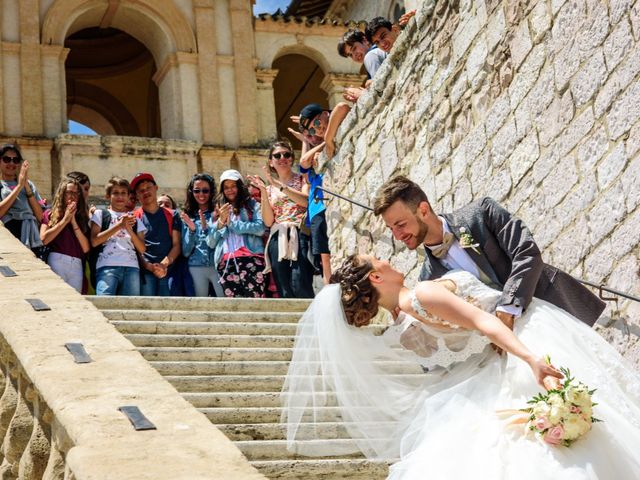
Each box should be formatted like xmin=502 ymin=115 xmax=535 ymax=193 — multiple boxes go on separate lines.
xmin=133 ymin=206 xmax=174 ymax=237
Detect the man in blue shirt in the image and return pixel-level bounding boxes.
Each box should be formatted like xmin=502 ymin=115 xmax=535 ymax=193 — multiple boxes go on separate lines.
xmin=131 ymin=172 xmax=182 ymax=296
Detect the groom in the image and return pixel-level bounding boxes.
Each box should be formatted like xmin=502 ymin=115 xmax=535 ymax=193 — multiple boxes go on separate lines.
xmin=373 ymin=176 xmax=605 ymax=327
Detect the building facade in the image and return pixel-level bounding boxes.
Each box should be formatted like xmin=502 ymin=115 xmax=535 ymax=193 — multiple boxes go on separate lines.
xmin=0 ymin=0 xmax=408 ymax=199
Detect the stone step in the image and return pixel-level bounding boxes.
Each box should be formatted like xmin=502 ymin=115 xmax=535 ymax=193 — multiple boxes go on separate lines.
xmin=236 ymin=439 xmax=366 ymax=461
xmin=126 ymin=334 xmax=294 ymax=348
xmin=113 ymin=321 xmax=298 ymax=336
xmin=200 ymin=406 xmax=344 ymax=424
xmin=157 ymin=361 xmax=422 ymax=378
xmin=88 ymin=295 xmax=311 ymax=312
xmin=156 ymin=361 xmax=290 ymax=377
xmin=168 ymin=373 xmax=425 ymax=393
xmin=250 ymin=459 xmax=389 ymax=480
xmin=167 ymin=375 xmax=286 ymax=392
xmin=104 ymin=309 xmax=304 ymax=323
xmin=139 ymin=347 xmax=293 ymax=362
xmin=183 ymin=391 xmax=337 ymax=408
xmin=219 ymin=422 xmax=358 ymax=441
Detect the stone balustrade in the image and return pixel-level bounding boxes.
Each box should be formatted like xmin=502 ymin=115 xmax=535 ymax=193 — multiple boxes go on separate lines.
xmin=0 ymin=227 xmax=265 ymax=480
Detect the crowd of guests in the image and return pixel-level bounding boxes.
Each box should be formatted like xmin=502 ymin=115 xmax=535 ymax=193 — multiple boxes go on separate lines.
xmin=0 ymin=13 xmax=414 ymax=299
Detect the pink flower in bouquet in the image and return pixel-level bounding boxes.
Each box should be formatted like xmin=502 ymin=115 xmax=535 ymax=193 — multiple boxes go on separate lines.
xmin=534 ymin=416 xmax=551 ymax=431
xmin=570 ymin=405 xmax=582 ymax=414
xmin=543 ymin=425 xmax=564 ymax=445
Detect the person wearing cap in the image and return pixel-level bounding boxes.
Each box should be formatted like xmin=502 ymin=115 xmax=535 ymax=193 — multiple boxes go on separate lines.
xmin=207 ymin=170 xmax=266 ymax=298
xmin=179 ymin=173 xmax=222 ymax=297
xmin=130 ymin=172 xmax=182 ymax=297
xmin=298 ymin=102 xmax=350 ymax=160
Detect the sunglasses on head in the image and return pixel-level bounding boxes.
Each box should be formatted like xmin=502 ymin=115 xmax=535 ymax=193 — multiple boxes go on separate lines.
xmin=192 ymin=188 xmax=210 ymax=194
xmin=271 ymin=152 xmax=292 ymax=160
xmin=1 ymin=156 xmax=21 ymax=165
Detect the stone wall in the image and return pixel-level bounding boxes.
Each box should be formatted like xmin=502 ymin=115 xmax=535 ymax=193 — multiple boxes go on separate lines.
xmin=326 ymin=0 xmax=640 ymax=366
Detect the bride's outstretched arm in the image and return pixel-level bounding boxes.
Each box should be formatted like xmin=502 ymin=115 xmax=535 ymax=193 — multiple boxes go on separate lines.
xmin=411 ymin=282 xmax=563 ymax=388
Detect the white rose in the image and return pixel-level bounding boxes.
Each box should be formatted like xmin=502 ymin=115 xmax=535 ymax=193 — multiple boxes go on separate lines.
xmin=532 ymin=401 xmax=551 ymax=418
xmin=548 ymin=394 xmax=569 ymax=423
xmin=563 ymin=414 xmax=591 ymax=440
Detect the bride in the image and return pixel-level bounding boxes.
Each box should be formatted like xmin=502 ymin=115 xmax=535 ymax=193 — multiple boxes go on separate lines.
xmin=282 ymin=254 xmax=640 ymax=479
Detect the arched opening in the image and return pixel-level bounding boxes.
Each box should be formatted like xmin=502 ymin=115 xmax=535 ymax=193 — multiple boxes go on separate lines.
xmin=64 ymin=27 xmax=161 ymax=137
xmin=272 ymin=54 xmax=329 ymax=149
xmin=389 ymin=1 xmax=406 ymax=23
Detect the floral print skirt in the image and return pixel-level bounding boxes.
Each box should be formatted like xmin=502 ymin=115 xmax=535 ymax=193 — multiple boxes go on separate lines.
xmin=218 ymin=254 xmax=266 ymax=298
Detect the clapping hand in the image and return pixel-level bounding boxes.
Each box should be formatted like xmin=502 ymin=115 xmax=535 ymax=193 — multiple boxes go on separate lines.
xmin=18 ymin=161 xmax=29 ymax=188
xmin=199 ymin=210 xmax=208 ymax=230
xmin=119 ymin=213 xmax=136 ymax=231
xmin=217 ymin=203 xmax=231 ymax=227
xmin=63 ymin=201 xmax=77 ymax=223
xmin=180 ymin=211 xmax=196 ymax=232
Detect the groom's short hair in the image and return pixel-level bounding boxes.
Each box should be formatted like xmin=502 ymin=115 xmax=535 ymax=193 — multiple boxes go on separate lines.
xmin=373 ymin=176 xmax=430 ymax=215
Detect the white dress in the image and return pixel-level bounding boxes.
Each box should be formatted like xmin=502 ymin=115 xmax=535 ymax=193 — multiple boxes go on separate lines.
xmin=282 ymin=271 xmax=640 ymax=480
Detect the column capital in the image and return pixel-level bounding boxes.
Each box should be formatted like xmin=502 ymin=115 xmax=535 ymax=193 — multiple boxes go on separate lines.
xmin=320 ymin=72 xmax=367 ymax=93
xmin=255 ymin=68 xmax=279 ymax=88
xmin=153 ymin=52 xmax=198 ymax=85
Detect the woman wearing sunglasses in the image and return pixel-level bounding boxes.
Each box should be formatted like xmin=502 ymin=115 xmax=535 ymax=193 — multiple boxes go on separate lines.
xmin=0 ymin=144 xmax=44 ymax=251
xmin=180 ymin=173 xmax=224 ymax=297
xmin=206 ymin=170 xmax=266 ymax=298
xmin=247 ymin=140 xmax=315 ymax=298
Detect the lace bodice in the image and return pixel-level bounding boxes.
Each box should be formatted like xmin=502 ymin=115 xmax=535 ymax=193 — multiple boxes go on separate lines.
xmin=383 ymin=270 xmax=500 ymax=369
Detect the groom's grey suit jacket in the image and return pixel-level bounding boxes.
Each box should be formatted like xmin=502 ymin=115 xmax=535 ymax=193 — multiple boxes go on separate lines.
xmin=418 ymin=198 xmax=605 ymax=326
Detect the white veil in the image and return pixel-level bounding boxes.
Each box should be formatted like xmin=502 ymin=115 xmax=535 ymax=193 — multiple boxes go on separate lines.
xmin=281 ymin=284 xmax=445 ymax=459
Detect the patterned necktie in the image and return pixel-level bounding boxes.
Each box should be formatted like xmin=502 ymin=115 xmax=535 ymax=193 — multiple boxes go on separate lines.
xmin=430 ymin=231 xmax=455 ymax=259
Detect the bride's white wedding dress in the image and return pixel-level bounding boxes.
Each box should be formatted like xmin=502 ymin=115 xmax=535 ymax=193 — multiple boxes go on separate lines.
xmin=282 ymin=271 xmax=640 ymax=479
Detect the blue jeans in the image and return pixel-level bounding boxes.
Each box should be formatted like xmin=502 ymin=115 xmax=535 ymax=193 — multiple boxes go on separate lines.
xmin=140 ymin=269 xmax=171 ymax=296
xmin=96 ymin=266 xmax=140 ymax=296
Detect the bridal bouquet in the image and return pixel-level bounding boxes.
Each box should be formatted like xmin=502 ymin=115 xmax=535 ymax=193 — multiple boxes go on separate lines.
xmin=499 ymin=357 xmax=601 ymax=447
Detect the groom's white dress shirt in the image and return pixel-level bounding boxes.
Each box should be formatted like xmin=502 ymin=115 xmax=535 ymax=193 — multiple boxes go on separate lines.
xmin=427 ymin=217 xmax=522 ymax=318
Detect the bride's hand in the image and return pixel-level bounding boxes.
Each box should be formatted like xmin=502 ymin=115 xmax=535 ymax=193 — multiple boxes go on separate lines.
xmin=529 ymin=357 xmax=563 ymax=389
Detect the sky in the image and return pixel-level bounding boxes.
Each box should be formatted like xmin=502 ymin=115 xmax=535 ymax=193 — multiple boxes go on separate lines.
xmin=69 ymin=120 xmax=97 ymax=135
xmin=253 ymin=0 xmax=291 ymax=15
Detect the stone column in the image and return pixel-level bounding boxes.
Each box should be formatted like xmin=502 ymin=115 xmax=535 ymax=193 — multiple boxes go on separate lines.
xmin=19 ymin=0 xmax=44 ymax=136
xmin=194 ymin=1 xmax=224 ymax=144
xmin=2 ymin=43 xmax=22 ymax=136
xmin=229 ymin=0 xmax=258 ymax=145
xmin=41 ymin=46 xmax=69 ymax=137
xmin=216 ymin=55 xmax=240 ymax=147
xmin=255 ymin=68 xmax=278 ymax=142
xmin=320 ymin=72 xmax=367 ymax=108
xmin=153 ymin=52 xmax=203 ymax=141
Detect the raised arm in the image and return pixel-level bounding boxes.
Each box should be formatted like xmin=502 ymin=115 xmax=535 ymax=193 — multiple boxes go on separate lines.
xmin=411 ymin=281 xmax=562 ymax=388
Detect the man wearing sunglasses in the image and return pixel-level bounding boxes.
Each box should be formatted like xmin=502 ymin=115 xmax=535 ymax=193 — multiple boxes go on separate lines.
xmin=130 ymin=172 xmax=182 ymax=296
xmin=298 ymin=102 xmax=350 ymax=160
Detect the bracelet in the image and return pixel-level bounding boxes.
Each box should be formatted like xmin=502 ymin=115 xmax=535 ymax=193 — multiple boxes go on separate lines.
xmin=25 ymin=191 xmax=34 ymax=198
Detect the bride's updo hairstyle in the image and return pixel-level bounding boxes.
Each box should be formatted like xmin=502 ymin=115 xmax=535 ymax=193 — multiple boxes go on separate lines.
xmin=330 ymin=254 xmax=380 ymax=327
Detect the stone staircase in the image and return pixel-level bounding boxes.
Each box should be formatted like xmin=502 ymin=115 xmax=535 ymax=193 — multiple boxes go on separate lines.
xmin=88 ymin=296 xmax=390 ymax=479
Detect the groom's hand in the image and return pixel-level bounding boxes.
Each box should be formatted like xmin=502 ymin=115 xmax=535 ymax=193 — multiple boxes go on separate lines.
xmin=491 ymin=311 xmax=515 ymax=355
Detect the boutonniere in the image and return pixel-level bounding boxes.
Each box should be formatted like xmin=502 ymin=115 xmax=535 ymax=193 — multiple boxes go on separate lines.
xmin=459 ymin=227 xmax=480 ymax=254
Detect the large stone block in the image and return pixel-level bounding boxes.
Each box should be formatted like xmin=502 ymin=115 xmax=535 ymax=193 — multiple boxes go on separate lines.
xmin=596 ymin=142 xmax=627 ymax=190
xmin=607 ymin=77 xmax=640 ymax=139
xmin=570 ymin=48 xmax=607 ymax=107
xmin=604 ymin=18 xmax=634 ymax=71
